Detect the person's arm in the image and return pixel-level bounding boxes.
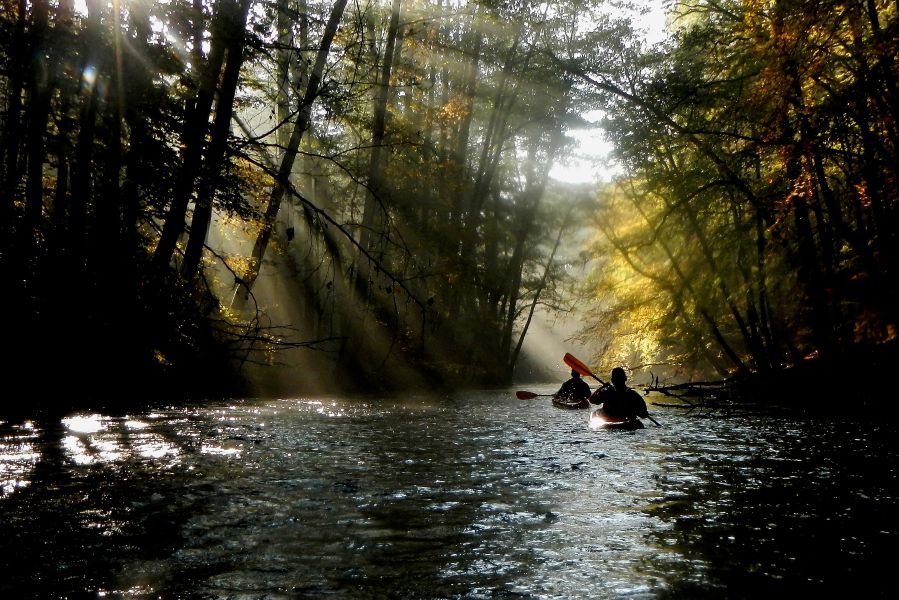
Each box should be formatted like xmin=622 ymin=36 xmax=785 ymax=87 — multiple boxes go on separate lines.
xmin=630 ymin=389 xmax=649 ymax=418
xmin=578 ymin=380 xmax=591 ymax=400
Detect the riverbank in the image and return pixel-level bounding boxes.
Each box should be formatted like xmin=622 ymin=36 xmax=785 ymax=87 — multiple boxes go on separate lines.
xmin=647 ymin=340 xmax=899 ymax=418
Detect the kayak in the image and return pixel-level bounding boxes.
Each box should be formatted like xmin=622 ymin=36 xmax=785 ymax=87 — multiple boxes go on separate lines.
xmin=588 ymin=409 xmax=645 ymax=431
xmin=552 ymin=396 xmax=590 ymax=410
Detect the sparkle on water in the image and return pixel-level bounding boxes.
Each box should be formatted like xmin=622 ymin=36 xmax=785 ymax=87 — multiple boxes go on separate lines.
xmin=1 ymin=391 xmax=896 ymax=599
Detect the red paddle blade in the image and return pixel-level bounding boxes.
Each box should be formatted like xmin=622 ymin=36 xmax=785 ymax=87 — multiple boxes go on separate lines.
xmin=515 ymin=391 xmax=539 ymax=399
xmin=563 ymin=353 xmax=594 ymax=378
xmin=564 ymin=353 xmax=608 ymax=386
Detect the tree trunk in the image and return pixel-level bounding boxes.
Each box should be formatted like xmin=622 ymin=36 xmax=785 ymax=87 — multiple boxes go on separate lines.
xmin=69 ymin=0 xmax=103 ymax=266
xmin=507 ymin=209 xmax=571 ymax=380
xmin=771 ymin=4 xmax=840 ymax=358
xmin=0 ymin=0 xmax=27 ymax=220
xmin=498 ymin=122 xmax=564 ymax=372
xmin=22 ymin=0 xmax=50 ymax=237
xmin=50 ymin=0 xmax=77 ymax=246
xmin=152 ymin=2 xmax=228 ymax=271
xmin=120 ymin=0 xmax=153 ymax=256
xmin=181 ymin=0 xmax=253 ymax=282
xmin=94 ymin=1 xmax=127 ymax=272
xmin=233 ymin=0 xmax=349 ymax=306
xmin=627 ymin=185 xmax=751 ymax=376
xmin=359 ymin=0 xmax=402 ymax=288
xmin=445 ymin=7 xmax=482 ymax=322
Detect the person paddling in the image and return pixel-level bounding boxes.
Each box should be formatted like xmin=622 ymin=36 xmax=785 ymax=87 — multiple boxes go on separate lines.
xmin=554 ymin=370 xmax=591 ymax=402
xmin=589 ymin=367 xmax=648 ymax=422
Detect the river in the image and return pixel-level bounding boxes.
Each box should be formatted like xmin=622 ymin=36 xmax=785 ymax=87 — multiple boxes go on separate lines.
xmin=1 ymin=390 xmax=896 ymax=598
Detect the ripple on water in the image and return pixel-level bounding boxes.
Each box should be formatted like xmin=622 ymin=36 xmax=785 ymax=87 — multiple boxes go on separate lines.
xmin=0 ymin=394 xmax=897 ymax=598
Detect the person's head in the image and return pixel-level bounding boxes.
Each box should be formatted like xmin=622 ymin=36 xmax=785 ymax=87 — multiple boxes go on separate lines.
xmin=611 ymin=367 xmax=627 ymax=387
xmin=570 ymin=370 xmax=580 ymax=378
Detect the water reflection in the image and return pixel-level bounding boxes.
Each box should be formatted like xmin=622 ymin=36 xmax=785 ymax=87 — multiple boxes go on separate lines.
xmin=0 ymin=420 xmax=39 ymax=495
xmin=644 ymin=415 xmax=899 ymax=599
xmin=0 ymin=393 xmax=897 ymax=598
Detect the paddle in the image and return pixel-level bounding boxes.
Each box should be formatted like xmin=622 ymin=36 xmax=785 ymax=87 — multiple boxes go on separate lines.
xmin=563 ymin=353 xmax=662 ymax=427
xmin=563 ymin=353 xmax=608 ymax=387
xmin=515 ymin=391 xmax=553 ymax=400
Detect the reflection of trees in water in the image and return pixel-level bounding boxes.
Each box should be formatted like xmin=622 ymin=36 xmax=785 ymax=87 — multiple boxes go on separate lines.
xmin=0 ymin=416 xmax=213 ymax=597
xmin=0 ymin=403 xmax=555 ymax=597
xmin=643 ymin=420 xmax=899 ymax=599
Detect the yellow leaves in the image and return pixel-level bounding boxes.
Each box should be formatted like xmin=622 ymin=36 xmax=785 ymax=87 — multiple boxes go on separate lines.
xmin=232 ymin=157 xmax=274 ymax=204
xmin=223 ymin=254 xmax=259 ymax=282
xmin=154 ymin=350 xmax=171 ymax=366
xmin=440 ymin=95 xmax=470 ymax=122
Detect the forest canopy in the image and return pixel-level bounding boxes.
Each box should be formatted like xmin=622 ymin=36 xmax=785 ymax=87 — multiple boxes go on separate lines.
xmin=1 ymin=0 xmax=896 ymax=408
xmin=577 ymin=0 xmax=899 ymax=393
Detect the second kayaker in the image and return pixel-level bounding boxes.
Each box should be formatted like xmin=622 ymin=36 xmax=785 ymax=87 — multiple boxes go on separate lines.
xmin=554 ymin=369 xmax=591 ymax=402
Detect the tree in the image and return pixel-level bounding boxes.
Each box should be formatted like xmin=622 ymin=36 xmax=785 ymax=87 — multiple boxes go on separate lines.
xmin=575 ymin=0 xmax=899 ymax=381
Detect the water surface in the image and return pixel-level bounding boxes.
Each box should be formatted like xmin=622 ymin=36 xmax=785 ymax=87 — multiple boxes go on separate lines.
xmin=1 ymin=390 xmax=896 ymax=598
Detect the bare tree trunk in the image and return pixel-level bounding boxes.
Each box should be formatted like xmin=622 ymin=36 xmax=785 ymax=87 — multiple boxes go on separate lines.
xmin=22 ymin=0 xmax=50 ymax=237
xmin=498 ymin=121 xmax=565 ymax=372
xmin=233 ymin=0 xmax=349 ymax=306
xmin=182 ymin=0 xmax=253 ymax=282
xmin=0 ymin=0 xmax=27 ymax=220
xmin=152 ymin=1 xmax=228 ymax=271
xmin=50 ymin=1 xmax=77 ymax=244
xmin=445 ymin=6 xmax=482 ymax=322
xmin=94 ymin=1 xmax=127 ymax=271
xmin=275 ymin=0 xmax=301 ymax=153
xmin=120 ymin=0 xmax=153 ymax=256
xmin=358 ymin=0 xmax=403 ymax=287
xmin=507 ymin=209 xmax=572 ymax=380
xmin=69 ymin=0 xmax=103 ymax=265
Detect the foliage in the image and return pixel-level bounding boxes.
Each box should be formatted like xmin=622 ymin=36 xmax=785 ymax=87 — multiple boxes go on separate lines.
xmin=1 ymin=0 xmax=614 ymax=406
xmin=576 ymin=0 xmax=899 ymax=382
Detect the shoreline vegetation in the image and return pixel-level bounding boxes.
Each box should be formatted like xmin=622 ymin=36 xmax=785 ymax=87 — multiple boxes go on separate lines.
xmin=3 ymin=2 xmax=896 ymax=419
xmin=642 ymin=342 xmax=899 ymax=418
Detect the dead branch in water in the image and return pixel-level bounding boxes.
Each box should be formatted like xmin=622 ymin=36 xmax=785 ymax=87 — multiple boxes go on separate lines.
xmin=639 ymin=372 xmax=752 ymax=417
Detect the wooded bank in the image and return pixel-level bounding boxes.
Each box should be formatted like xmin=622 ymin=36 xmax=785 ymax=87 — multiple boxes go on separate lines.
xmin=2 ymin=1 xmax=896 ymax=410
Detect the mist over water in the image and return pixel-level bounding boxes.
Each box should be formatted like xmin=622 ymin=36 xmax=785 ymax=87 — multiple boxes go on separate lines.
xmin=1 ymin=391 xmax=896 ymax=598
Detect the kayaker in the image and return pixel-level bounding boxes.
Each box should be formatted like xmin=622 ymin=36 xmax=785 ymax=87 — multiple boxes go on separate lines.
xmin=554 ymin=370 xmax=591 ymax=402
xmin=589 ymin=367 xmax=648 ymax=421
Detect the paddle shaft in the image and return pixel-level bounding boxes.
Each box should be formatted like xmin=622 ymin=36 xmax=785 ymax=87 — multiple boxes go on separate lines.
xmin=516 ymin=391 xmax=554 ymax=399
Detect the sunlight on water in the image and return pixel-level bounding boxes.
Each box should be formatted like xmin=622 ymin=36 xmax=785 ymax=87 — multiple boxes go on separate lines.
xmin=135 ymin=434 xmax=181 ymax=460
xmin=58 ymin=414 xmax=183 ymax=465
xmin=62 ymin=435 xmax=97 ymax=465
xmin=0 ymin=435 xmax=38 ymax=496
xmin=63 ymin=414 xmax=107 ymax=434
xmin=199 ymin=444 xmax=242 ymax=457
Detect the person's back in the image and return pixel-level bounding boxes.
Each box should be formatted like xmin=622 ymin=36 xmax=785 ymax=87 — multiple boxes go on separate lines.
xmin=555 ymin=370 xmax=591 ymax=401
xmin=589 ymin=367 xmax=648 ymax=420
